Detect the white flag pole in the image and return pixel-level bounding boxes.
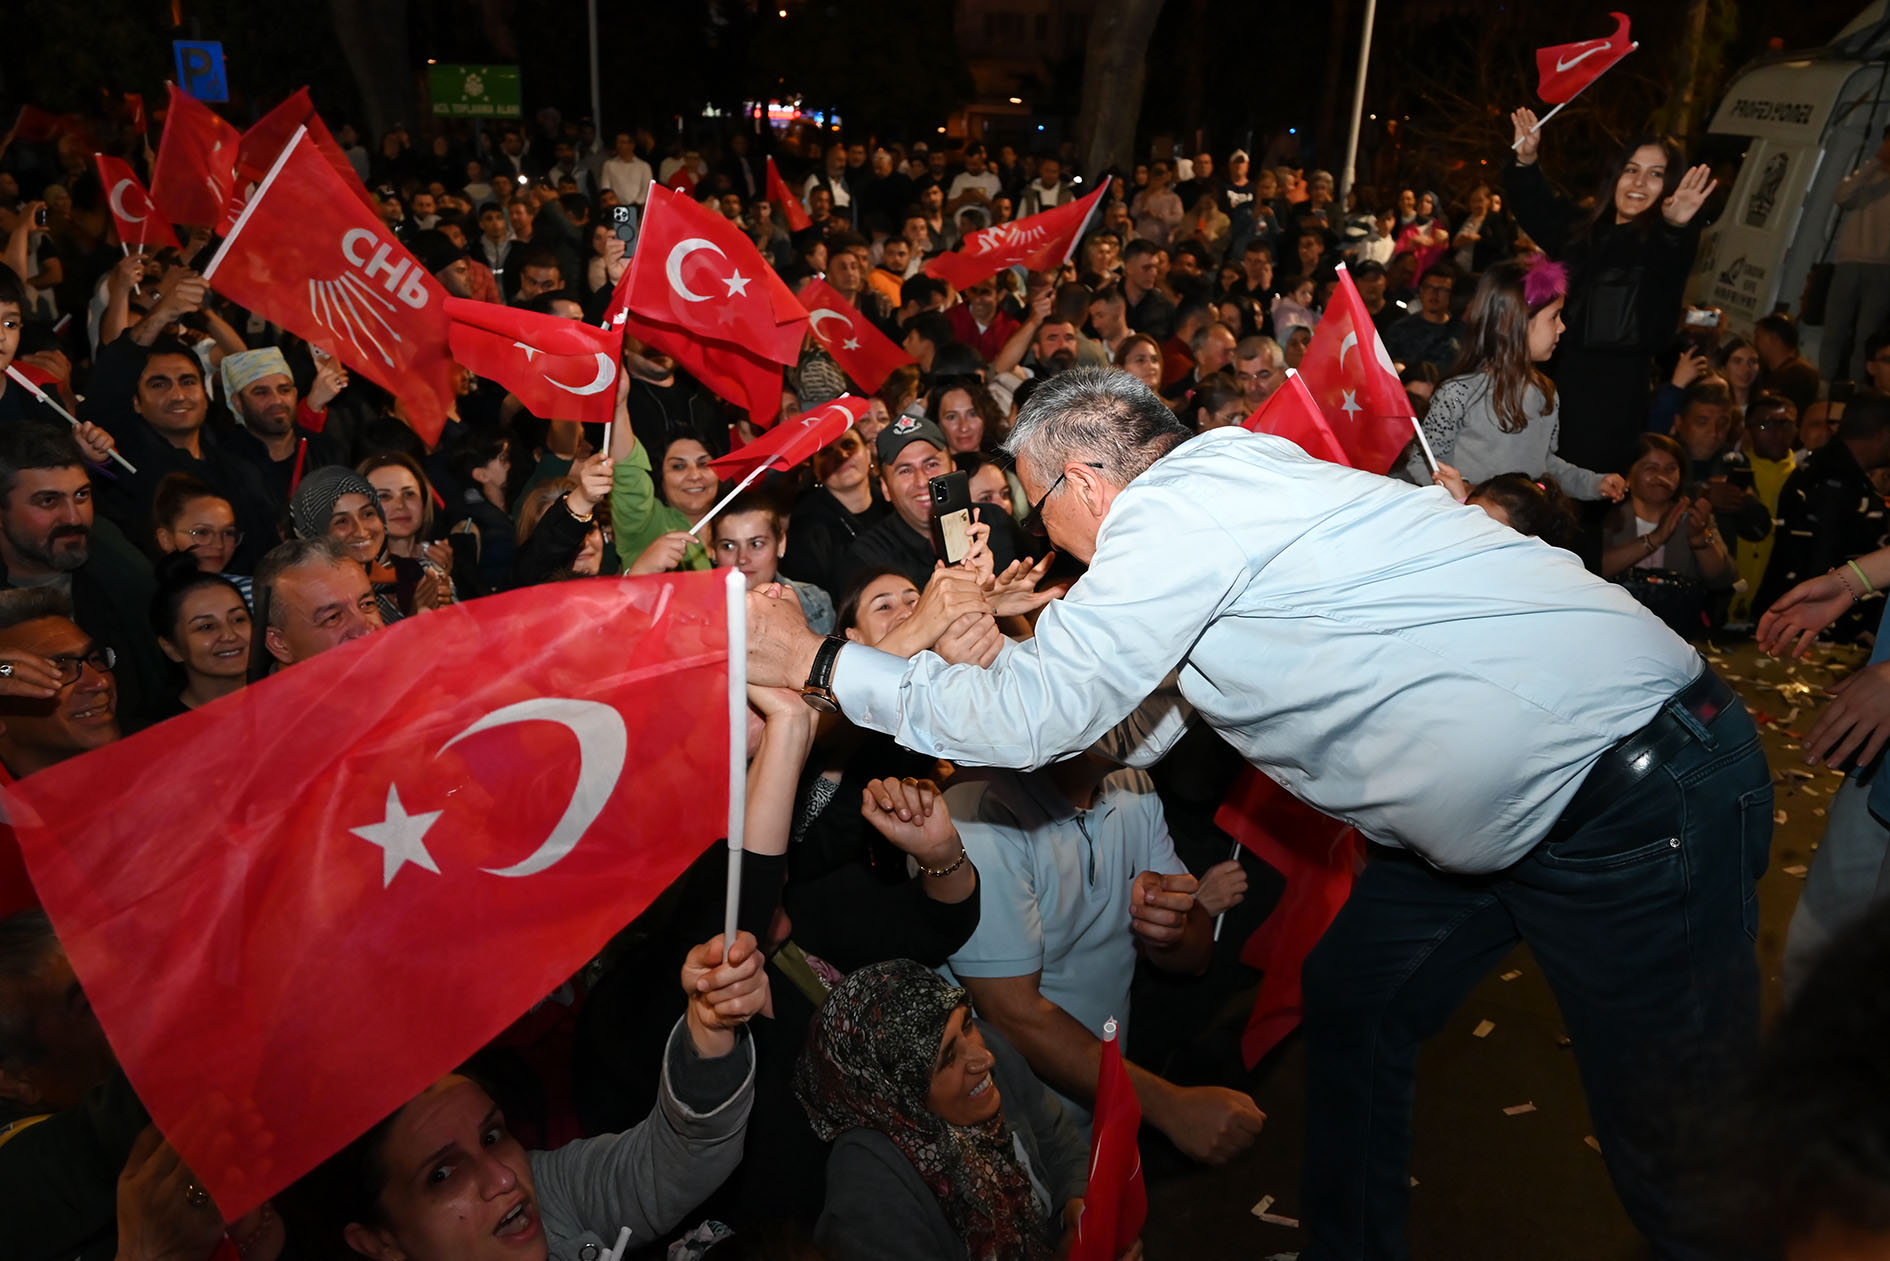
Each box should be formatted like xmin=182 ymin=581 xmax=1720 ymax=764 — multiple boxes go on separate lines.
xmin=5 ymin=365 xmax=138 ymax=475
xmin=202 ymin=124 xmax=307 ymax=282
xmin=1410 ymin=417 xmax=1440 ymax=475
xmin=723 ymin=567 xmax=748 ymax=964
xmin=1212 ymin=836 xmax=1241 ymax=942
xmin=690 ymin=460 xmax=773 ymax=539
xmin=1511 ymin=44 xmax=1638 ymax=151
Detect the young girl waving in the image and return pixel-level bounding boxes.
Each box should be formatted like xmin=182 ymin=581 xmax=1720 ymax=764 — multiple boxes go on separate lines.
xmin=1421 ymin=257 xmax=1628 ymax=503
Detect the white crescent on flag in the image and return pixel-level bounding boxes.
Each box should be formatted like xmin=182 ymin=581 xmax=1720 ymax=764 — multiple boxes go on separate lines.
xmin=543 ymin=351 xmax=617 ymax=397
xmin=665 ymin=238 xmax=727 ymax=303
xmin=109 ymin=179 xmax=148 ymax=223
xmin=1339 ymin=331 xmax=1358 ymax=370
xmin=807 ymin=308 xmax=853 ymax=341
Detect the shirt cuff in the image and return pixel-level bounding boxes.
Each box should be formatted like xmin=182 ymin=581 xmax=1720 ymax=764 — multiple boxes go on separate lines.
xmin=831 ymin=642 xmax=913 ymax=734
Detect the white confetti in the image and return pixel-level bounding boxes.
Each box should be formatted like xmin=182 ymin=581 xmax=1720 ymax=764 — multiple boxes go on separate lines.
xmin=1472 ymin=1019 xmax=1495 ymax=1038
xmin=1258 ymin=1212 xmax=1301 ymax=1228
xmin=1783 ymin=864 xmax=1808 ymax=877
xmin=1499 ymin=969 xmax=1522 ymax=981
xmin=1252 ymin=1195 xmax=1274 ymax=1217
xmin=1504 ymin=1102 xmax=1537 ymax=1116
xmin=1775 ymin=809 xmax=1789 ymax=825
xmin=1584 ymin=1135 xmax=1602 ymax=1153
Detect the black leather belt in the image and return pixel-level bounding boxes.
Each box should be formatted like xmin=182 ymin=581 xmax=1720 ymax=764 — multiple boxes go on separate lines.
xmin=1552 ymin=669 xmax=1737 ymax=837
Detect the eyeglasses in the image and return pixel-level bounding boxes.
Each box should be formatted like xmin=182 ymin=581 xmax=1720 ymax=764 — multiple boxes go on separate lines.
xmin=47 ymin=646 xmax=115 ymax=687
xmin=1024 ymin=462 xmax=1103 ymax=534
xmin=183 ymin=526 xmax=243 ymax=547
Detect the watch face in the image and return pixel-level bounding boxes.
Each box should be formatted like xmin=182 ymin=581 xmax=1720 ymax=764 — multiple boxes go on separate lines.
xmin=800 ymin=689 xmax=839 ymax=714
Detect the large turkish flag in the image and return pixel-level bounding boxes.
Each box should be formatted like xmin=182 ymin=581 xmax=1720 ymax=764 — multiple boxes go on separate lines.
xmin=8 ymin=573 xmax=732 ymax=1220
xmin=923 ymin=184 xmax=1107 ymax=289
xmin=797 ymin=276 xmax=912 ymax=393
xmin=94 ymin=155 xmax=180 ymax=254
xmin=203 ymin=130 xmax=457 ymax=445
xmin=1293 ymin=265 xmax=1417 ymax=475
xmin=149 ymin=84 xmax=241 ymax=231
xmin=445 ymin=297 xmax=621 ymax=426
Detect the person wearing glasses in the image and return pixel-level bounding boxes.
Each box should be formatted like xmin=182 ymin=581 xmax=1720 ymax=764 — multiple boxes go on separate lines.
xmin=746 ymin=366 xmax=1766 ymax=1260
xmin=0 ymin=588 xmax=120 ymax=779
xmin=151 ymin=473 xmax=251 ymax=605
xmin=1380 ymin=264 xmax=1462 ymax=377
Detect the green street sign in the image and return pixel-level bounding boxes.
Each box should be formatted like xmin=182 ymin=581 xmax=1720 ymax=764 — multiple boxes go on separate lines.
xmin=428 ymin=64 xmax=521 ymax=118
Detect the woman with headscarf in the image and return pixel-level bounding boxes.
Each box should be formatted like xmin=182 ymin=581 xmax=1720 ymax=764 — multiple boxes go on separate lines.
xmin=795 ymin=959 xmax=1101 ymax=1261
xmin=289 ymin=466 xmax=446 ymax=622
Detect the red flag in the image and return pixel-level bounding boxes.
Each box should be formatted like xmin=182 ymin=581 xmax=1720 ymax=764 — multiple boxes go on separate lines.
xmin=203 ymin=130 xmax=457 ymax=445
xmin=1070 ymin=1020 xmax=1147 ymax=1261
xmin=445 ymin=297 xmax=621 ymax=426
xmin=1243 ymin=368 xmax=1353 ymax=468
xmin=94 ymin=154 xmax=181 ymax=253
xmin=1294 ymin=265 xmax=1417 ymax=474
xmin=11 ymin=105 xmax=90 ymax=145
xmin=923 ymin=184 xmax=1107 ymax=289
xmin=766 ymin=155 xmax=811 ymax=232
xmin=1215 ymin=770 xmax=1363 ymax=1068
xmin=798 ymin=276 xmax=913 ymax=393
xmin=623 ymin=310 xmax=784 ymax=429
xmin=9 ymin=574 xmax=732 ymax=1219
xmin=1536 ymin=12 xmax=1637 ymax=104
xmin=627 ymin=187 xmax=809 ymax=367
xmin=225 ymin=88 xmax=376 ymax=232
xmin=711 ymin=395 xmax=864 ymax=479
xmin=150 ymin=84 xmax=241 ymax=230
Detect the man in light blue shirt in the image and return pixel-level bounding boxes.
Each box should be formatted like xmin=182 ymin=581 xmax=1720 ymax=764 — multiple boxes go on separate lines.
xmin=940 ymin=758 xmax=1265 ymax=1163
xmin=748 ymin=367 xmax=1772 ymax=1260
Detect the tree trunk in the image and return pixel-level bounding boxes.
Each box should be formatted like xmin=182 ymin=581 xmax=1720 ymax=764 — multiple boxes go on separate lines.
xmin=1672 ymin=0 xmax=1710 ymax=145
xmin=331 ymin=0 xmax=415 ymax=144
xmin=1074 ymin=0 xmax=1168 ymax=182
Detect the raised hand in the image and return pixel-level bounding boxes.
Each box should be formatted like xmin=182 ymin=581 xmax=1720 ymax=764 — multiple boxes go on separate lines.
xmin=628 ymin=530 xmax=695 ymax=575
xmin=681 ymin=930 xmax=768 ymax=1056
xmin=1510 ymin=108 xmax=1542 ymax=164
xmin=860 ymin=776 xmax=962 ymax=869
xmin=986 ymin=551 xmax=1061 ymax=617
xmin=1129 ymin=870 xmax=1198 ymax=951
xmin=1662 ymin=165 xmax=1719 ymax=227
xmin=566 ymin=452 xmax=615 ymax=517
xmin=1758 ymin=570 xmax=1857 ymax=657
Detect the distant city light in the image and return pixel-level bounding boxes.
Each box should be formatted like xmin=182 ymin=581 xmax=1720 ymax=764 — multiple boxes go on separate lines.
xmin=1008 ymin=97 xmax=1023 ymax=105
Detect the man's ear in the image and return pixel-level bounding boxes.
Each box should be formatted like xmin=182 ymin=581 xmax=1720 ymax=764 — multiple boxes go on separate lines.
xmin=265 ymin=626 xmax=294 ymax=667
xmin=343 ymin=1222 xmax=403 ymax=1261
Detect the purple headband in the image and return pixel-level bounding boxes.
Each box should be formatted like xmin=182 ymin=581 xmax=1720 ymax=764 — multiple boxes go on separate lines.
xmin=1522 ymin=257 xmax=1568 ymax=310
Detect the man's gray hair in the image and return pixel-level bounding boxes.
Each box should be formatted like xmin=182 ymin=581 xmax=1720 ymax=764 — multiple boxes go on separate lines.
xmin=1235 ymin=335 xmax=1284 ymax=367
xmin=253 ymin=536 xmax=356 ymax=632
xmin=1001 ymin=366 xmax=1192 ymax=489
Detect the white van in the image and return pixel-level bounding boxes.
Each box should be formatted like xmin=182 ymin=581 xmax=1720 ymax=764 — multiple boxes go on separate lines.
xmin=1687 ymin=2 xmax=1890 ymax=361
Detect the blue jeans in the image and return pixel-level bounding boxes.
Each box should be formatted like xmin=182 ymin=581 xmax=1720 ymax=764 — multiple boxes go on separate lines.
xmin=1300 ymin=681 xmax=1772 ymax=1260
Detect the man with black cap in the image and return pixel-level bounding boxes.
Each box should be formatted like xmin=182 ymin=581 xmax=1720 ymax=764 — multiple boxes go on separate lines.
xmin=1351 ymin=259 xmax=1401 ymax=338
xmin=835 ymin=413 xmax=1027 ymax=593
xmin=409 ymin=229 xmax=477 ymax=302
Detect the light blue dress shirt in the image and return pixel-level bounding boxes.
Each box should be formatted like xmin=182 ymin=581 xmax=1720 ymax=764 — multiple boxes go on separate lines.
xmin=834 ymin=427 xmax=1701 ymax=873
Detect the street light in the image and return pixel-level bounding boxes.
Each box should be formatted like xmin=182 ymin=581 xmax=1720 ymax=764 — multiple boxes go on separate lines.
xmin=1008 ymin=96 xmax=1022 ymax=105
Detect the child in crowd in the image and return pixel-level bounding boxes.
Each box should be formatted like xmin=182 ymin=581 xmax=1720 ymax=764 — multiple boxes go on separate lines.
xmin=710 ymin=489 xmax=835 ymax=634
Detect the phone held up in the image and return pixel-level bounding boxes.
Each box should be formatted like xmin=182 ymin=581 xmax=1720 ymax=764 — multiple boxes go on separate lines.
xmin=608 ymin=204 xmax=640 ymax=252
xmin=929 ymin=471 xmax=973 ymax=565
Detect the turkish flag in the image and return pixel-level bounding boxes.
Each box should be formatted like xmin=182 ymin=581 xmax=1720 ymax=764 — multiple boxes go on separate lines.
xmin=1243 ymin=369 xmax=1353 ymax=468
xmin=712 ymin=395 xmax=864 ymax=479
xmin=150 ymin=85 xmax=241 ymax=230
xmin=627 ymin=186 xmax=809 ymax=367
xmin=797 ymin=276 xmax=912 ymax=393
xmin=224 ymin=88 xmax=376 ymax=232
xmin=1294 ymin=265 xmax=1417 ymax=475
xmin=202 ymin=130 xmax=457 ymax=445
xmin=446 ymin=297 xmax=621 ymax=426
xmin=1215 ymin=769 xmax=1363 ymax=1069
xmin=94 ymin=155 xmax=181 ymax=254
xmin=924 ymin=184 xmax=1107 ymax=289
xmin=623 ymin=310 xmax=784 ymax=429
xmin=1537 ymin=12 xmax=1636 ymax=104
xmin=1069 ymin=1021 xmax=1147 ymax=1261
xmin=11 ymin=105 xmax=90 ymax=145
xmin=8 ymin=573 xmax=733 ymax=1219
xmin=766 ymin=155 xmax=812 ymax=232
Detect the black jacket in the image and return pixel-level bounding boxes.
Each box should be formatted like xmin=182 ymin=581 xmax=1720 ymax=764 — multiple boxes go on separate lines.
xmin=1755 ymin=437 xmax=1887 ymax=638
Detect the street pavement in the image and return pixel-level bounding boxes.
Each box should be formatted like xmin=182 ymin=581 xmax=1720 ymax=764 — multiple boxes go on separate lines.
xmin=1136 ymin=637 xmax=1859 ymax=1259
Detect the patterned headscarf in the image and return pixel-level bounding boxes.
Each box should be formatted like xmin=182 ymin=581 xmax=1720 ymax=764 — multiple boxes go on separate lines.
xmin=219 ymin=347 xmax=292 ymax=412
xmin=795 ymin=960 xmax=1051 ymax=1261
xmin=289 ymin=466 xmax=383 ymax=543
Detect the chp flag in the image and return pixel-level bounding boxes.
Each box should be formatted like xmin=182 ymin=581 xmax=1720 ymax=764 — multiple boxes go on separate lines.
xmin=923 ymin=183 xmax=1107 ymax=289
xmin=1537 ymin=12 xmax=1637 ymax=104
xmin=223 ymin=87 xmax=378 ymax=233
xmin=203 ymin=127 xmax=458 ymax=444
xmin=6 ymin=573 xmax=735 ymax=1220
xmin=765 ymin=155 xmax=812 ymax=232
xmin=607 ymin=185 xmax=810 ymax=428
xmin=149 ymin=83 xmax=241 ymax=230
xmin=94 ymin=154 xmax=180 ymax=254
xmin=797 ymin=276 xmax=912 ymax=392
xmin=1294 ymin=264 xmax=1423 ymax=475
xmin=446 ymin=297 xmax=620 ymax=426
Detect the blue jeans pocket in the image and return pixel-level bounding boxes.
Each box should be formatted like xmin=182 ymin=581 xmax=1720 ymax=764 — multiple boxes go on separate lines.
xmin=1736 ymin=784 xmax=1775 ymax=942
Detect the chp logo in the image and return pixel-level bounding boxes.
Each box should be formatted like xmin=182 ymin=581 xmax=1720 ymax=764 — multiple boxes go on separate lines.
xmin=310 ymin=228 xmax=434 ymax=368
xmin=970 ymin=219 xmax=1049 ymax=257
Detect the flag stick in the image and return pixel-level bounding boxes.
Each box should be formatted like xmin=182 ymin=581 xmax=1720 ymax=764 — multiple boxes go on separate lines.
xmin=1409 ymin=417 xmax=1440 ymax=476
xmin=690 ymin=461 xmax=772 ymax=538
xmin=723 ymin=567 xmax=747 ymax=965
xmin=203 ymin=124 xmax=307 ymax=282
xmin=1511 ymin=44 xmax=1638 ymax=150
xmin=4 ymin=365 xmax=138 ymax=475
xmin=1212 ymin=837 xmax=1240 ymax=942
xmin=604 ymin=1226 xmax=631 ymax=1261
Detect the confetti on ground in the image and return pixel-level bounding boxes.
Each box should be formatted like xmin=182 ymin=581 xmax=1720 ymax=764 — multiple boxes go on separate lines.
xmin=1775 ymin=809 xmax=1789 ymax=825
xmin=1252 ymin=1195 xmax=1301 ymax=1227
xmin=1783 ymin=864 xmax=1808 ymax=877
xmin=1472 ymin=1019 xmax=1495 ymax=1038
xmin=1504 ymin=1102 xmax=1537 ymax=1116
xmin=1584 ymin=1135 xmax=1602 ymax=1153
xmin=1253 ymin=1195 xmax=1273 ymax=1216
xmin=1815 ymin=809 xmax=1828 ymax=817
xmin=1500 ymin=969 xmax=1522 ymax=981
xmin=1554 ymin=1032 xmax=1573 ymax=1049
xmin=1787 ymin=768 xmax=1816 ymax=780
xmin=1409 ymin=1177 xmax=1419 ymax=1187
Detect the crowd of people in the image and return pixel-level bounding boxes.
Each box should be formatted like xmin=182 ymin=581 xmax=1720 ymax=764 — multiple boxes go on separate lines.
xmin=2 ymin=82 xmax=1890 ymax=1261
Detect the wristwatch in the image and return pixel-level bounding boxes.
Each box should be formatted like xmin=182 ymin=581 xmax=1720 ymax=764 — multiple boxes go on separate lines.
xmin=798 ymin=635 xmax=848 ymax=713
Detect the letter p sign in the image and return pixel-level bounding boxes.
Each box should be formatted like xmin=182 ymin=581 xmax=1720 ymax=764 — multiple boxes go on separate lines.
xmin=173 ymin=41 xmax=229 ymax=103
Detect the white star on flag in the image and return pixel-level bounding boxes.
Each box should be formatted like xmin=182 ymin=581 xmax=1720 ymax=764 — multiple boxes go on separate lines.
xmin=1340 ymin=389 xmax=1361 ymax=418
xmin=351 ymin=785 xmax=444 ymax=887
xmin=514 ymin=342 xmax=539 ymax=362
xmin=723 ymin=271 xmax=750 ymax=297
xmin=842 ymin=337 xmax=861 ymax=351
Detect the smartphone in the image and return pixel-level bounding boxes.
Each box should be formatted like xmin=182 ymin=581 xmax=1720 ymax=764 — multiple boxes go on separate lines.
xmin=607 ymin=203 xmax=640 ymax=251
xmin=1682 ymin=307 xmax=1721 ymax=328
xmin=929 ymin=471 xmax=973 ymax=565
xmin=33 ymin=206 xmax=46 ymax=228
